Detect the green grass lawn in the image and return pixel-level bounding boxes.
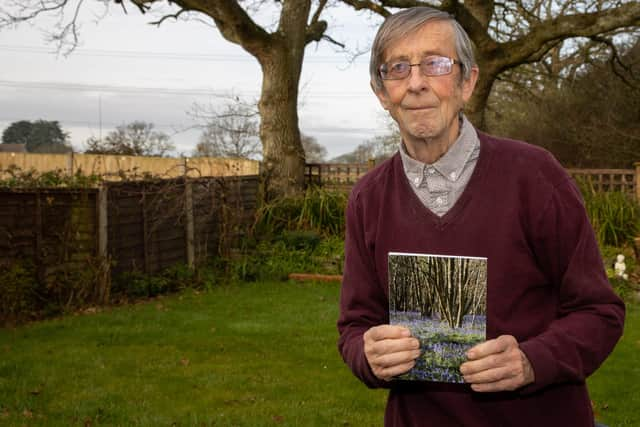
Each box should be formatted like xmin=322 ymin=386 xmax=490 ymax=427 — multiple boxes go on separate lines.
xmin=588 ymin=302 xmax=640 ymax=427
xmin=0 ymin=281 xmax=637 ymax=426
xmin=0 ymin=281 xmax=386 ymax=426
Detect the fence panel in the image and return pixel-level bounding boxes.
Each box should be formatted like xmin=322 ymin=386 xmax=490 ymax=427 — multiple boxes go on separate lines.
xmin=306 ymin=162 xmax=640 ymax=200
xmin=0 ymin=189 xmax=98 ymax=281
xmin=568 ymin=168 xmax=636 ymax=195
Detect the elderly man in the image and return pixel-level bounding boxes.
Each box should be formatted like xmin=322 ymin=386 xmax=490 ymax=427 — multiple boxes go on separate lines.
xmin=337 ymin=7 xmax=624 ymax=427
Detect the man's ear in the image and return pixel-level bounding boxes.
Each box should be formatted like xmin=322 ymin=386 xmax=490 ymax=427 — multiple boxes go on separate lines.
xmin=461 ymin=66 xmax=479 ymax=103
xmin=371 ymin=80 xmax=391 ymax=111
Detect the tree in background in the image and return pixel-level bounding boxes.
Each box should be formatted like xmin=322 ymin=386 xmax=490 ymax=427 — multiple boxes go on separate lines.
xmin=2 ymin=120 xmax=71 ymax=153
xmin=192 ymin=100 xmax=261 ymax=159
xmin=488 ymin=39 xmax=640 ymax=168
xmin=331 ymin=117 xmax=399 ymax=163
xmin=1 ymin=120 xmax=32 ymax=146
xmin=84 ymin=121 xmax=174 ymax=157
xmin=301 ymin=134 xmax=327 ymax=163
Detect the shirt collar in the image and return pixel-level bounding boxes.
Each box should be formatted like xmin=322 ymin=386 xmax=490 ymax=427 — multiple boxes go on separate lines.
xmin=399 ymin=114 xmax=479 ymax=183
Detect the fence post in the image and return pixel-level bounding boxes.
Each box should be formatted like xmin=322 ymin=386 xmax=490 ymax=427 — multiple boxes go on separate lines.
xmin=67 ymin=152 xmax=74 ymax=177
xmin=97 ymin=184 xmax=110 ymax=303
xmin=184 ymin=179 xmax=195 ymax=270
xmin=98 ymin=184 xmax=108 ymax=259
xmin=635 ymin=162 xmax=640 ymax=202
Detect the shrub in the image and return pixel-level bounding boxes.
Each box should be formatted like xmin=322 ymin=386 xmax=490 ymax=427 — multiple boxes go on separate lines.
xmin=111 ymin=263 xmax=197 ymax=299
xmin=577 ymin=180 xmax=640 ymax=247
xmin=0 ymin=261 xmax=40 ymax=323
xmin=215 ymin=234 xmax=345 ymax=284
xmin=255 ymin=187 xmax=348 ymax=237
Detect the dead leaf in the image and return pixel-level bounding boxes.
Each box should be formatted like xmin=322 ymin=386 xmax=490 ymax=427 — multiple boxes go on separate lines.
xmin=156 ymin=303 xmax=164 ymax=310
xmin=23 ymin=409 xmax=33 ymax=418
xmin=84 ymin=418 xmax=93 ymax=427
xmin=1 ymin=408 xmax=9 ymax=418
xmin=272 ymin=415 xmax=284 ymax=423
xmin=180 ymin=358 xmax=190 ymax=366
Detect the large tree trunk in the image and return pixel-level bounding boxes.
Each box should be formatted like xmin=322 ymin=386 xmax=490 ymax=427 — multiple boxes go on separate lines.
xmin=465 ymin=66 xmax=499 ymax=131
xmin=258 ymin=44 xmax=306 ymax=199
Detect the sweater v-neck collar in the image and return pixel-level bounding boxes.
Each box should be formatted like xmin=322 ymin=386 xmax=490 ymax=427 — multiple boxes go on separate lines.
xmin=393 ymin=130 xmax=494 ymax=228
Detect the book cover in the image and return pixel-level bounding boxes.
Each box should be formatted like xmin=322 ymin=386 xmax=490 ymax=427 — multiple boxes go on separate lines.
xmin=388 ymin=252 xmax=487 ymax=383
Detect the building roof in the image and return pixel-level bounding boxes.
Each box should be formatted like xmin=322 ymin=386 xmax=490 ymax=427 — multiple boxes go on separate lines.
xmin=0 ymin=144 xmax=27 ymax=153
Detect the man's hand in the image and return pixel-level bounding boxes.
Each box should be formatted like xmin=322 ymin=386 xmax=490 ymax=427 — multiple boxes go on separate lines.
xmin=459 ymin=335 xmax=535 ymax=392
xmin=363 ymin=325 xmax=421 ymax=381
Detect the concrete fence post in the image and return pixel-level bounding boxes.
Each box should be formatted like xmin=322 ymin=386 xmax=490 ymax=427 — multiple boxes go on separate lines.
xmin=635 ymin=162 xmax=640 ymax=203
xmin=184 ymin=179 xmax=195 ymax=270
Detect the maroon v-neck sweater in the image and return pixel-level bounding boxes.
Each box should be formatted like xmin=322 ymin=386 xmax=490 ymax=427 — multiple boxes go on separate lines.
xmin=337 ymin=132 xmax=625 ymax=427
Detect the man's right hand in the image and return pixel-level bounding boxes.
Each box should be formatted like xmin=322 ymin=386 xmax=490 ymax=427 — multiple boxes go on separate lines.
xmin=363 ymin=325 xmax=421 ymax=381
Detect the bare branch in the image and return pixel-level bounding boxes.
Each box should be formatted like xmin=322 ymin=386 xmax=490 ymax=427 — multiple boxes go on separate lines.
xmin=311 ymin=0 xmax=328 ymax=25
xmin=502 ymin=2 xmax=640 ymax=68
xmin=321 ymin=33 xmax=346 ymax=48
xmin=148 ymin=8 xmax=187 ymax=26
xmin=338 ymin=0 xmax=391 ymax=17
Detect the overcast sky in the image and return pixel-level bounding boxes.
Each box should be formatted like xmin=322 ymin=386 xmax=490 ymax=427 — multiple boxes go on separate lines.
xmin=0 ymin=2 xmax=389 ymax=159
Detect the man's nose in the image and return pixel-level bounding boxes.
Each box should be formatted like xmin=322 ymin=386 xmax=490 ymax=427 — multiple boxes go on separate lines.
xmin=406 ymin=65 xmax=430 ymax=92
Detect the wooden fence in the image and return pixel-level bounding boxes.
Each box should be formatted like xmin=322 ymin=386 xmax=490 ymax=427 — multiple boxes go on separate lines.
xmin=0 ymin=152 xmax=260 ymax=180
xmin=0 ymin=188 xmax=99 ymax=284
xmin=0 ymin=176 xmax=260 ymax=289
xmin=307 ymin=162 xmax=640 ymax=200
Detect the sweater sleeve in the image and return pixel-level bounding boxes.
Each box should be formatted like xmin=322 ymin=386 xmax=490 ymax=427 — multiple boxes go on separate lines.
xmin=337 ymin=191 xmax=390 ymax=389
xmin=518 ymin=176 xmax=625 ymax=393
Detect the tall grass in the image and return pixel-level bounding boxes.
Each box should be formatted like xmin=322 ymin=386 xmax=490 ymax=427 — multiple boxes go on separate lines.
xmin=577 ymin=179 xmax=640 ymax=247
xmin=254 ymin=187 xmax=348 ymax=237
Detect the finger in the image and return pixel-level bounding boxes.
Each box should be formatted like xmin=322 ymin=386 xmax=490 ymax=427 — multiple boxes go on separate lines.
xmin=462 ymin=364 xmax=519 ymax=385
xmin=466 ymin=335 xmax=516 ymax=360
xmin=367 ymin=337 xmax=420 ymax=357
xmin=365 ymin=325 xmax=412 ymax=342
xmin=469 ymin=376 xmax=525 ymax=393
xmin=459 ymin=353 xmax=503 ymax=376
xmin=370 ymin=348 xmax=422 ymax=369
xmin=376 ymin=360 xmax=417 ymax=381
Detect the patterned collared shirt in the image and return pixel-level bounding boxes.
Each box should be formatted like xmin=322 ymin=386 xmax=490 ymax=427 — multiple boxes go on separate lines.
xmin=399 ymin=115 xmax=480 ymax=217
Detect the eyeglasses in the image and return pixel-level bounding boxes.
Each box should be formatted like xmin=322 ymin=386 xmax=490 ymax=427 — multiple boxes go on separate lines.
xmin=379 ymin=55 xmax=460 ymax=80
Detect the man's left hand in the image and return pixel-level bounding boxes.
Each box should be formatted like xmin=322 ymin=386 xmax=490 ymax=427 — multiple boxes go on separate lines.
xmin=459 ymin=335 xmax=535 ymax=392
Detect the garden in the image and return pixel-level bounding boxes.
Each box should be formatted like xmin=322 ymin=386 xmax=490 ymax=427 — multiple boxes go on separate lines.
xmin=1 ymin=183 xmax=639 ymax=426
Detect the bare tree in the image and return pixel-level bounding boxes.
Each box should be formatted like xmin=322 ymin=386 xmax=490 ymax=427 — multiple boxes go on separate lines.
xmin=301 ymin=133 xmax=328 ymax=163
xmin=340 ymin=0 xmax=640 ymax=129
xmin=84 ymin=121 xmax=174 ymax=156
xmin=192 ymin=100 xmax=261 ymax=159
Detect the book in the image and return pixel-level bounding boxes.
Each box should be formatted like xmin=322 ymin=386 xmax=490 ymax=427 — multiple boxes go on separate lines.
xmin=388 ymin=252 xmax=487 ymax=383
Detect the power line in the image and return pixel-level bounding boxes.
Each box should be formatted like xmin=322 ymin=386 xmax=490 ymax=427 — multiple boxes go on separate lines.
xmin=0 ymin=44 xmax=363 ymax=64
xmin=0 ymin=79 xmax=372 ymax=98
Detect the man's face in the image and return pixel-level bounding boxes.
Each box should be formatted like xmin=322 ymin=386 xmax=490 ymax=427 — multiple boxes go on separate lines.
xmin=373 ymin=20 xmax=478 ymax=149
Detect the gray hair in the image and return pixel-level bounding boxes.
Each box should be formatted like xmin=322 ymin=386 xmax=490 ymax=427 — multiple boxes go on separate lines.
xmin=370 ymin=7 xmax=477 ymax=92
